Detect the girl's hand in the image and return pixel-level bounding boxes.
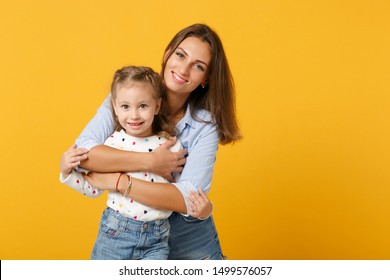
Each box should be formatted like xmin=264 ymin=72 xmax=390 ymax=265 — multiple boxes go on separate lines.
xmin=83 ymin=172 xmax=121 ymax=191
xmin=60 ymin=144 xmax=88 ymax=177
xmin=186 ymin=188 xmax=213 ymax=219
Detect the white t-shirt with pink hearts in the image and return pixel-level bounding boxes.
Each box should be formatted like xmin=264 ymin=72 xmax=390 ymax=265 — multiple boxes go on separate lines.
xmin=60 ymin=130 xmax=181 ymax=221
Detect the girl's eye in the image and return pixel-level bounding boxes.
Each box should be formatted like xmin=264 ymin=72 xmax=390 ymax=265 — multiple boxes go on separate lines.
xmin=121 ymin=105 xmax=129 ymax=109
xmin=139 ymin=104 xmax=148 ymax=109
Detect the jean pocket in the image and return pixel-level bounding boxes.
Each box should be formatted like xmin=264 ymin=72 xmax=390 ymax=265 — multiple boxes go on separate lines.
xmin=182 ymin=215 xmax=210 ymax=224
xmin=100 ymin=209 xmax=122 ymax=238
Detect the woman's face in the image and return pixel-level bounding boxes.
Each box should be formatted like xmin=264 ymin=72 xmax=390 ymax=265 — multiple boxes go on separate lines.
xmin=163 ymin=36 xmax=212 ymax=97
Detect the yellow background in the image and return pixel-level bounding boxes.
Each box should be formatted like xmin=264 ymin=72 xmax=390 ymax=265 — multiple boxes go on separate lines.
xmin=1 ymin=0 xmax=389 ymax=259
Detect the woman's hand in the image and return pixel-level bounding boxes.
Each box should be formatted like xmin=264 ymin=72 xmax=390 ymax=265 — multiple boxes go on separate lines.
xmin=186 ymin=188 xmax=213 ymax=219
xmin=60 ymin=144 xmax=88 ymax=177
xmin=150 ymin=137 xmax=187 ymax=182
xmin=83 ymin=172 xmax=121 ymax=191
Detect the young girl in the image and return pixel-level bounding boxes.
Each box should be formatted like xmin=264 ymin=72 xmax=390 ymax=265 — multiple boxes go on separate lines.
xmin=60 ymin=66 xmax=211 ymax=259
xmin=67 ymin=23 xmax=241 ymax=260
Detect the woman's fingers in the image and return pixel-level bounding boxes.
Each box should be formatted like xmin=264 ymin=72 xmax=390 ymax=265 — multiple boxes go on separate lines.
xmin=187 ymin=189 xmax=208 ymax=214
xmin=197 ymin=188 xmax=209 ymax=203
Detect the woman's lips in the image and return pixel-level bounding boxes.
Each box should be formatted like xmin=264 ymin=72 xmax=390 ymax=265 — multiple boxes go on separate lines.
xmin=172 ymin=71 xmax=188 ymax=83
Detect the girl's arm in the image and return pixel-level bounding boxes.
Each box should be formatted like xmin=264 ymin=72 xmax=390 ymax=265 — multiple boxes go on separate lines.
xmin=59 ymin=145 xmax=102 ymax=198
xmin=61 ymin=170 xmax=103 ymax=198
xmin=75 ymin=95 xmax=186 ymax=178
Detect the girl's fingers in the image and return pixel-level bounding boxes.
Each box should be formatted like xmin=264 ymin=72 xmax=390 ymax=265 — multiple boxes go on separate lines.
xmin=64 ymin=144 xmax=88 ymax=157
xmin=74 ymin=154 xmax=88 ymax=161
xmin=70 ymin=148 xmax=89 ymax=157
xmin=66 ymin=154 xmax=87 ymax=165
xmin=64 ymin=153 xmax=88 ymax=162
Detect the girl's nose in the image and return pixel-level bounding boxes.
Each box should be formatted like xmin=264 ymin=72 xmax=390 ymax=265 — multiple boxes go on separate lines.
xmin=129 ymin=109 xmax=140 ymax=119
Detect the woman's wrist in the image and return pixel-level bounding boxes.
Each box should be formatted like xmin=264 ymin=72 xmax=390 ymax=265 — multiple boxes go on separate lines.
xmin=123 ymin=151 xmax=153 ymax=173
xmin=116 ymin=173 xmax=132 ymax=196
xmin=117 ymin=173 xmax=129 ymax=194
xmin=141 ymin=152 xmax=154 ymax=172
xmin=80 ymin=145 xmax=153 ymax=173
xmin=123 ymin=175 xmax=132 ymax=196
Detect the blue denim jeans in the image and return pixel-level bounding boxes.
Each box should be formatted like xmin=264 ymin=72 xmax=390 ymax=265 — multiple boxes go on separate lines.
xmin=168 ymin=212 xmax=224 ymax=260
xmin=91 ymin=207 xmax=170 ymax=260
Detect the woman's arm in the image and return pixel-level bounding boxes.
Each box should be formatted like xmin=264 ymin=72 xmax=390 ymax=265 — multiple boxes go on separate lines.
xmin=83 ymin=172 xmax=187 ymax=213
xmin=83 ymin=172 xmax=213 ymax=217
xmin=80 ymin=139 xmax=186 ymax=179
xmin=75 ymin=95 xmax=115 ymax=152
xmin=127 ymin=178 xmax=187 ymax=213
xmin=83 ymin=120 xmax=219 ymax=214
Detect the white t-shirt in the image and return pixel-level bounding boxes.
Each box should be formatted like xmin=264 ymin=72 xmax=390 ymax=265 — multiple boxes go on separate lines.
xmin=60 ymin=130 xmax=182 ymax=221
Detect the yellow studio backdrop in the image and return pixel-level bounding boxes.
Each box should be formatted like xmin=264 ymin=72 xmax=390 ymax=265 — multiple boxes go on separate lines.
xmin=0 ymin=0 xmax=389 ymax=260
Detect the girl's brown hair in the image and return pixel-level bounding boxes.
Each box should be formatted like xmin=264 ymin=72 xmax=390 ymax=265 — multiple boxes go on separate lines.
xmin=111 ymin=65 xmax=175 ymax=136
xmin=161 ymin=23 xmax=242 ymax=144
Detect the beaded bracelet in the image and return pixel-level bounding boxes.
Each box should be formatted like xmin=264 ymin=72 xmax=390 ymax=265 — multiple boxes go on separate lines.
xmin=123 ymin=174 xmax=132 ymax=197
xmin=115 ymin=173 xmax=124 ymax=193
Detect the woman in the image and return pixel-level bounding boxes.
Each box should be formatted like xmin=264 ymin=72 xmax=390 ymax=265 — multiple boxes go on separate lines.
xmin=74 ymin=23 xmax=241 ymax=259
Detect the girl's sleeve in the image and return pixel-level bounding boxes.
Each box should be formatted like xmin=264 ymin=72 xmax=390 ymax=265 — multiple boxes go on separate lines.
xmin=75 ymin=95 xmax=115 ymax=151
xmin=60 ymin=171 xmax=103 ymax=198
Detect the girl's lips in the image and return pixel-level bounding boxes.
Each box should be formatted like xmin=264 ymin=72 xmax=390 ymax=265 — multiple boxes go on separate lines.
xmin=128 ymin=122 xmax=143 ymax=127
xmin=172 ymin=71 xmax=188 ymax=83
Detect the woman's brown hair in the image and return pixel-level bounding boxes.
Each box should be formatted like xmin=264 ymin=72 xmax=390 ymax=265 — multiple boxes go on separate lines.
xmin=161 ymin=23 xmax=242 ymax=144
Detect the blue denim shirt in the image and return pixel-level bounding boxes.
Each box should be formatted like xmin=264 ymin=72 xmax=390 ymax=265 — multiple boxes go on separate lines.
xmin=75 ymin=95 xmax=219 ymax=205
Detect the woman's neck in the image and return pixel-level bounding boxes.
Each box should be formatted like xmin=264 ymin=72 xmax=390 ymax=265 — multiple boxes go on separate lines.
xmin=167 ymin=92 xmax=188 ymax=125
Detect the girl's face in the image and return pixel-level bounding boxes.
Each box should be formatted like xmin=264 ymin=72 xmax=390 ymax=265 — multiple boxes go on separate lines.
xmin=113 ymin=82 xmax=161 ymax=138
xmin=163 ymin=36 xmax=212 ymax=97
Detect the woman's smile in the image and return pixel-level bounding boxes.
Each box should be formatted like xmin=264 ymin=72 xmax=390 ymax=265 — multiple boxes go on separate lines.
xmin=171 ymin=71 xmax=188 ymax=83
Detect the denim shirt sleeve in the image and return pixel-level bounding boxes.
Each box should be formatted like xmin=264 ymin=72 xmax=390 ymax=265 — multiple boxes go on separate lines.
xmin=75 ymin=95 xmax=115 ymax=150
xmin=173 ymin=121 xmax=219 ymax=207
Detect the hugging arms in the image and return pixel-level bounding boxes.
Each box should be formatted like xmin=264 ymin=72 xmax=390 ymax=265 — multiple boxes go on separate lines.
xmin=64 ymin=95 xmax=217 ymax=217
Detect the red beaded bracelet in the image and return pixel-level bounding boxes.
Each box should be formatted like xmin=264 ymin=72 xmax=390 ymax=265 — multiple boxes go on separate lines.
xmin=115 ymin=173 xmax=124 ymax=193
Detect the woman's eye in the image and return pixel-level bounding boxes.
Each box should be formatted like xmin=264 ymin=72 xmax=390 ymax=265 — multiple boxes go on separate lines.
xmin=194 ymin=64 xmax=205 ymax=71
xmin=175 ymin=52 xmax=184 ymax=58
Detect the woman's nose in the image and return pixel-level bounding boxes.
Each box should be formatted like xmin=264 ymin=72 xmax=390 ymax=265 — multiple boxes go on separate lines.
xmin=178 ymin=63 xmax=190 ymax=76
